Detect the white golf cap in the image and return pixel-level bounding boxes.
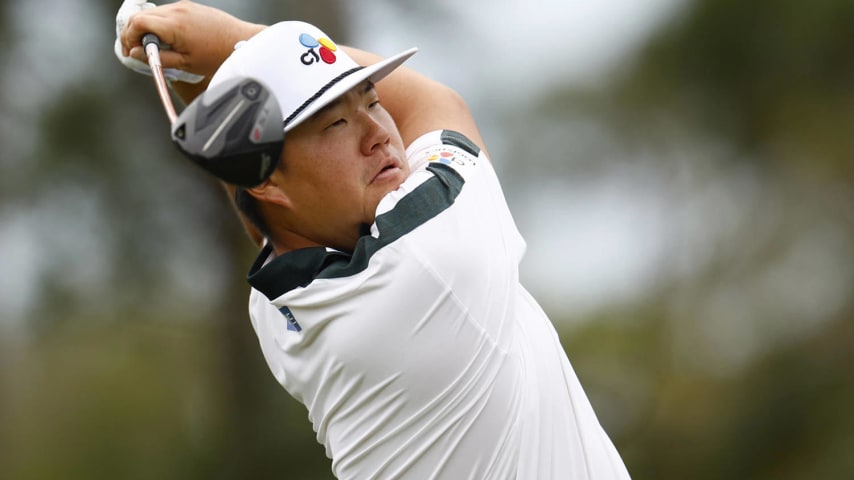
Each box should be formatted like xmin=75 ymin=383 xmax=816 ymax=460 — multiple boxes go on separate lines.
xmin=208 ymin=21 xmax=417 ymax=133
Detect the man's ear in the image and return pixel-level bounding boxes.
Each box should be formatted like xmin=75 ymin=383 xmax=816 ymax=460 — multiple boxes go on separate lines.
xmin=219 ymin=182 xmax=264 ymax=247
xmin=246 ymin=177 xmax=291 ymax=208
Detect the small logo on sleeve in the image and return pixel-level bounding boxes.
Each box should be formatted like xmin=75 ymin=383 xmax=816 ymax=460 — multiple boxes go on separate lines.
xmin=279 ymin=306 xmax=302 ymax=332
xmin=426 ymin=147 xmax=478 ymax=180
xmin=298 ymin=33 xmax=337 ymax=65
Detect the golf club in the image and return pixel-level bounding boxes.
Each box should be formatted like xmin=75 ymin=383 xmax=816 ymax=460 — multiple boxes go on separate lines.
xmin=142 ymin=34 xmax=283 ymax=187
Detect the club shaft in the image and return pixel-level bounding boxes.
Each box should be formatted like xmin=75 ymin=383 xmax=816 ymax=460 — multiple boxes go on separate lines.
xmin=143 ymin=34 xmax=178 ymax=124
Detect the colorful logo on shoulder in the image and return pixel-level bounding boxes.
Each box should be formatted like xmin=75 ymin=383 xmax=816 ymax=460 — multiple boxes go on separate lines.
xmin=298 ymin=33 xmax=337 ymax=65
xmin=427 ymin=146 xmax=478 ymax=181
xmin=428 ymin=150 xmax=458 ymax=166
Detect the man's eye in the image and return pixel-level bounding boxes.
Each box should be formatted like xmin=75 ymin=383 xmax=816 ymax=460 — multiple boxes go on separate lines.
xmin=326 ymin=119 xmax=346 ymax=129
xmin=368 ymin=100 xmax=381 ymax=109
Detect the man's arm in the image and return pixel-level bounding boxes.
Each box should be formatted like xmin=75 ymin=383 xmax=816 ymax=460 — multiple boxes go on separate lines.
xmin=120 ymin=1 xmax=487 ymax=246
xmin=121 ymin=1 xmax=266 ymax=246
xmin=344 ymin=48 xmax=488 ymax=156
xmin=121 ymin=2 xmax=487 ymax=153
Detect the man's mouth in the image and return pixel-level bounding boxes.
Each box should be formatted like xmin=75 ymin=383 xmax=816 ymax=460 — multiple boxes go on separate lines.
xmin=372 ymin=159 xmax=403 ymax=183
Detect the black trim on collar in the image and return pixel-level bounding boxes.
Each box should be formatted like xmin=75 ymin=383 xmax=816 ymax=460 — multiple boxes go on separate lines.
xmin=247 ymin=245 xmax=350 ymax=297
xmin=247 ymin=161 xmax=465 ymax=300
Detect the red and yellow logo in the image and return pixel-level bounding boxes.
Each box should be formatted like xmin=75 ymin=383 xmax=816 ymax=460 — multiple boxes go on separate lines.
xmin=299 ymin=33 xmax=337 ymax=65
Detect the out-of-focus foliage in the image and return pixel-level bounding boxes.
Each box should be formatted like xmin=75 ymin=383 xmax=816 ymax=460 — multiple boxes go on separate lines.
xmin=3 ymin=317 xmax=332 ymax=479
xmin=517 ymin=0 xmax=854 ymax=478
xmin=2 ymin=1 xmax=346 ymax=478
xmin=1 ymin=0 xmax=852 ymax=478
xmin=615 ymin=0 xmax=854 ymax=179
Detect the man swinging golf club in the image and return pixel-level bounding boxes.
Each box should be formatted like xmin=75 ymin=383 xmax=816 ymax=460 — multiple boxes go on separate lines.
xmin=117 ymin=1 xmax=632 ymax=478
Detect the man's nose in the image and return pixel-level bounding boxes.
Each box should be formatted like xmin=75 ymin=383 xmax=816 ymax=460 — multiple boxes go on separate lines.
xmin=360 ymin=112 xmax=390 ymax=156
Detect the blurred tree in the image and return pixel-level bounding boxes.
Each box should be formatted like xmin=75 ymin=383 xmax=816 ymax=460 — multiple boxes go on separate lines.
xmin=2 ymin=0 xmax=348 ymax=478
xmin=614 ymin=0 xmax=854 ymax=179
xmin=524 ymin=0 xmax=854 ymax=478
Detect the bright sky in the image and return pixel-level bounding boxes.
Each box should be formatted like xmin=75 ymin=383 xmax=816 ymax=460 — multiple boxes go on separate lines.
xmin=350 ymin=0 xmax=688 ymax=93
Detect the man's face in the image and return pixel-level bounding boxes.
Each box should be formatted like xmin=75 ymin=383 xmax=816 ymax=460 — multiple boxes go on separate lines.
xmin=270 ymin=81 xmax=410 ymax=250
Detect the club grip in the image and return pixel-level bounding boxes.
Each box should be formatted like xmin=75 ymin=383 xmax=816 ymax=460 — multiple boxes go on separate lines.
xmin=142 ymin=33 xmax=160 ymax=49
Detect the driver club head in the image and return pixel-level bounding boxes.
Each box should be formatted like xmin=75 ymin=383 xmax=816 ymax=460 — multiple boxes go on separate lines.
xmin=171 ymin=77 xmax=284 ymax=188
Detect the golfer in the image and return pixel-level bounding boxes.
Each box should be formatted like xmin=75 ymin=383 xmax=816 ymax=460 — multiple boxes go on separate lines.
xmin=119 ymin=2 xmax=632 ymax=479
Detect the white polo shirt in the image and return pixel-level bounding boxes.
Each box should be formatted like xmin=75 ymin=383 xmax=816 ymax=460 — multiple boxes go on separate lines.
xmin=246 ymin=130 xmax=630 ymax=479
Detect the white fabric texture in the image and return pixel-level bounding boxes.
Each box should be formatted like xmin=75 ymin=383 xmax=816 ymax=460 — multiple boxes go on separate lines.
xmin=247 ymin=130 xmax=631 ymax=479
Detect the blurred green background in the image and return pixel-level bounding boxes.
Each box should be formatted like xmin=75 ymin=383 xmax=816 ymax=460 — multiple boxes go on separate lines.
xmin=1 ymin=0 xmax=852 ymax=478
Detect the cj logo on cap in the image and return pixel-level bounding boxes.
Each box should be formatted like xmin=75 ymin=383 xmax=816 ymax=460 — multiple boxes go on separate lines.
xmin=299 ymin=33 xmax=337 ymax=65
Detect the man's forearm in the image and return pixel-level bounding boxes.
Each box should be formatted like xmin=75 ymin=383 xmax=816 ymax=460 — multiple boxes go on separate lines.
xmin=170 ymin=22 xmax=267 ymax=105
xmin=343 ymin=46 xmax=486 ymax=152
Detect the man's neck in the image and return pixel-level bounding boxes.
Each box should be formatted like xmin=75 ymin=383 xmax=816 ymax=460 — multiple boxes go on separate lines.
xmin=269 ymin=232 xmax=317 ymax=257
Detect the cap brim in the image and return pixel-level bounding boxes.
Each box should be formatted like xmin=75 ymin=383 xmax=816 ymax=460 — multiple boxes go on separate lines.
xmin=283 ymin=47 xmax=418 ymax=132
